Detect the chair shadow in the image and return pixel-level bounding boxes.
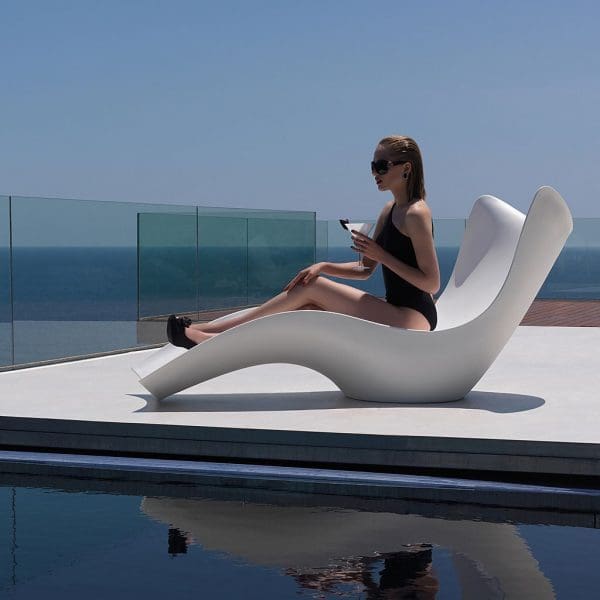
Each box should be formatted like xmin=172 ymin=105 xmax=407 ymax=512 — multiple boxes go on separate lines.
xmin=131 ymin=390 xmax=544 ymax=414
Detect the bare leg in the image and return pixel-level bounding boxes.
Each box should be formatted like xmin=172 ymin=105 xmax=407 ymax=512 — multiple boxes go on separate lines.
xmin=187 ymin=285 xmax=314 ymax=335
xmin=182 ymin=276 xmax=430 ymax=345
xmin=189 ymin=301 xmax=322 ymax=332
xmin=185 ymin=329 xmax=219 ymax=344
xmin=185 ymin=301 xmax=322 ymax=344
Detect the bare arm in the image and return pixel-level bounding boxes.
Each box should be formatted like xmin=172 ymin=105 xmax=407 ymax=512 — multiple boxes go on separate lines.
xmin=318 ymin=262 xmax=370 ymax=280
xmin=318 ymin=203 xmax=390 ymax=281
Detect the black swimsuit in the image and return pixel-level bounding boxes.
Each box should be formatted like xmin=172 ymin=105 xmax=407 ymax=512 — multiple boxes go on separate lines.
xmin=375 ymin=203 xmax=438 ymax=331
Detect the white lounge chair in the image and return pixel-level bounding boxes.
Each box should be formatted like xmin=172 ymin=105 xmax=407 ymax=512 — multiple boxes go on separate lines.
xmin=132 ymin=186 xmax=573 ymax=403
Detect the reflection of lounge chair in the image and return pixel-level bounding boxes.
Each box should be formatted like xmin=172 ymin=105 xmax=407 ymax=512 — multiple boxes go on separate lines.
xmin=141 ymin=496 xmax=555 ymax=599
xmin=132 ymin=186 xmax=572 ymax=403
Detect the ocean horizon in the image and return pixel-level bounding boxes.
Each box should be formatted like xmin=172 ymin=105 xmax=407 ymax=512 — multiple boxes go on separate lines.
xmin=1 ymin=245 xmax=598 ymax=366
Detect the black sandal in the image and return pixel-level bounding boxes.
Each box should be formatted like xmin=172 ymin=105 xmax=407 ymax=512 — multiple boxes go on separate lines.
xmin=166 ymin=315 xmax=178 ymax=344
xmin=171 ymin=321 xmax=197 ymax=349
xmin=167 ymin=315 xmax=194 ymax=344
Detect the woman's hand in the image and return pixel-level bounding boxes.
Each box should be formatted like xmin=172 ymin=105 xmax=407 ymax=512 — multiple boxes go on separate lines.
xmin=282 ymin=263 xmax=323 ymax=292
xmin=350 ymin=230 xmax=384 ymax=262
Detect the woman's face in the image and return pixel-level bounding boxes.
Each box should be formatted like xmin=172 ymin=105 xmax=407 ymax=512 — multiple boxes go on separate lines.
xmin=372 ymin=144 xmax=409 ymax=192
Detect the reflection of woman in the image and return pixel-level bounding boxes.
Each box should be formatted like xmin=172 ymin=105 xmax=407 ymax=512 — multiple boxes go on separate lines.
xmin=167 ymin=135 xmax=440 ymax=349
xmin=165 ymin=528 xmax=440 ymax=597
xmin=168 ymin=527 xmax=190 ymax=556
xmin=141 ymin=497 xmax=555 ymax=599
xmin=287 ymin=546 xmax=440 ymax=599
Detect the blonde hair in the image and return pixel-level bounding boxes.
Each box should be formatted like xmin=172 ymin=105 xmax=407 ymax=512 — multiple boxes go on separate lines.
xmin=377 ymin=135 xmax=426 ymax=202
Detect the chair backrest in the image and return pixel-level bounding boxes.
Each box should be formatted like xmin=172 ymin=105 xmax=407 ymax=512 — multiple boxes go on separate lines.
xmin=435 ymin=186 xmax=573 ymax=331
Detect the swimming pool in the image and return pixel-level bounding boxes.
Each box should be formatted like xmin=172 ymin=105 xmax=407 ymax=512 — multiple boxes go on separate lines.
xmin=1 ymin=467 xmax=599 ymax=599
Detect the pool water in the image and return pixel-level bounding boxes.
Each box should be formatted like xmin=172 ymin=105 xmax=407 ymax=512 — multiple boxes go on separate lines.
xmin=1 ymin=479 xmax=599 ymax=599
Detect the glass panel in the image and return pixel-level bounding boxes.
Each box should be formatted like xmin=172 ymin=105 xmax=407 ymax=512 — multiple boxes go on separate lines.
xmin=138 ymin=211 xmax=197 ymax=319
xmin=10 ymin=196 xmax=193 ymax=365
xmin=197 ymin=215 xmax=248 ymax=310
xmin=196 ymin=208 xmax=315 ymax=310
xmin=248 ymin=214 xmax=316 ymax=304
xmin=316 ymin=220 xmax=328 ymax=264
xmin=0 ymin=196 xmax=12 ymax=367
xmin=539 ymin=218 xmax=600 ymax=299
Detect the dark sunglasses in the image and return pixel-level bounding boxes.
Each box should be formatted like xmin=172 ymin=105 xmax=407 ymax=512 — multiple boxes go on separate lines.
xmin=370 ymin=159 xmax=407 ymax=175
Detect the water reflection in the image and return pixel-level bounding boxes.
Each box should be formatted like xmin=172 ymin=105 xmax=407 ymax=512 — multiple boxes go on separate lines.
xmin=142 ymin=497 xmax=555 ymax=599
xmin=286 ymin=545 xmax=439 ymax=598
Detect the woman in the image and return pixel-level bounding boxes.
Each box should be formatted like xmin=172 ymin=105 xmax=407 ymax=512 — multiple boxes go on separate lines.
xmin=168 ymin=135 xmax=440 ymax=348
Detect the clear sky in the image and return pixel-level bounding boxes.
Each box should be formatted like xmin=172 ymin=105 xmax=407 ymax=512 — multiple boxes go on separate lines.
xmin=1 ymin=0 xmax=599 ymax=219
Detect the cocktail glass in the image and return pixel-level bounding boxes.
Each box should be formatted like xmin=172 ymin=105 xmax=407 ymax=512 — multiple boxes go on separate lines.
xmin=340 ymin=219 xmax=374 ymax=271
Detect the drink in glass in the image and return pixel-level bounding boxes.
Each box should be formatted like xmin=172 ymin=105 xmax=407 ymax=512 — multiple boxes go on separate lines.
xmin=340 ymin=219 xmax=374 ymax=271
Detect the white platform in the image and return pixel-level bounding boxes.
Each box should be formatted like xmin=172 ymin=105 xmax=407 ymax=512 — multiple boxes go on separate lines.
xmin=1 ymin=326 xmax=599 ymax=476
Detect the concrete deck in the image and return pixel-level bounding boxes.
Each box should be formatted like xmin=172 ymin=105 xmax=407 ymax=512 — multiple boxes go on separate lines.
xmin=1 ymin=325 xmax=599 ymax=480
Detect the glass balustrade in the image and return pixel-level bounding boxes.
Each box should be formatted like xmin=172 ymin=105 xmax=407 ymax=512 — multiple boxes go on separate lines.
xmin=246 ymin=213 xmax=315 ymax=305
xmin=137 ymin=208 xmax=316 ymax=316
xmin=316 ymin=220 xmax=328 ymax=264
xmin=1 ymin=193 xmax=598 ymax=369
xmin=196 ymin=214 xmax=247 ymax=311
xmin=8 ymin=196 xmax=201 ymax=366
xmin=138 ymin=210 xmax=198 ymax=319
xmin=539 ymin=218 xmax=600 ymax=299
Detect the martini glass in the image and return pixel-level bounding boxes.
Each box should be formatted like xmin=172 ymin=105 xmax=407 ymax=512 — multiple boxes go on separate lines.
xmin=340 ymin=219 xmax=374 ymax=271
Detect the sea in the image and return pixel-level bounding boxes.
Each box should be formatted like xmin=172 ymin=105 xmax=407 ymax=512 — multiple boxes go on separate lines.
xmin=0 ymin=245 xmax=598 ymax=367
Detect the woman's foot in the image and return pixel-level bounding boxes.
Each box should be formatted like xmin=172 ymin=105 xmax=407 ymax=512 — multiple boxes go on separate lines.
xmin=168 ymin=315 xmax=217 ymax=349
xmin=167 ymin=315 xmax=194 ymax=344
xmin=171 ymin=323 xmax=198 ymax=349
xmin=177 ymin=316 xmax=193 ymax=328
xmin=166 ymin=315 xmax=178 ymax=344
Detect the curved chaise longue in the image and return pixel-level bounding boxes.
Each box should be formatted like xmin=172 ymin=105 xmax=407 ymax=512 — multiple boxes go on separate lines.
xmin=132 ymin=186 xmax=573 ymax=403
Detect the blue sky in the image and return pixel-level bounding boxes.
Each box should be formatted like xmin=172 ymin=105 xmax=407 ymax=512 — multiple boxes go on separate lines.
xmin=1 ymin=0 xmax=599 ymax=218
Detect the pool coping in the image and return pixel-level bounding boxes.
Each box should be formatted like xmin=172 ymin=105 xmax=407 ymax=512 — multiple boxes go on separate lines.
xmin=2 ymin=449 xmax=600 ymax=521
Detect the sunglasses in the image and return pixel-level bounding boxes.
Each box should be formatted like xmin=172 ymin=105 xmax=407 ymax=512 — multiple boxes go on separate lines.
xmin=370 ymin=159 xmax=407 ymax=175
